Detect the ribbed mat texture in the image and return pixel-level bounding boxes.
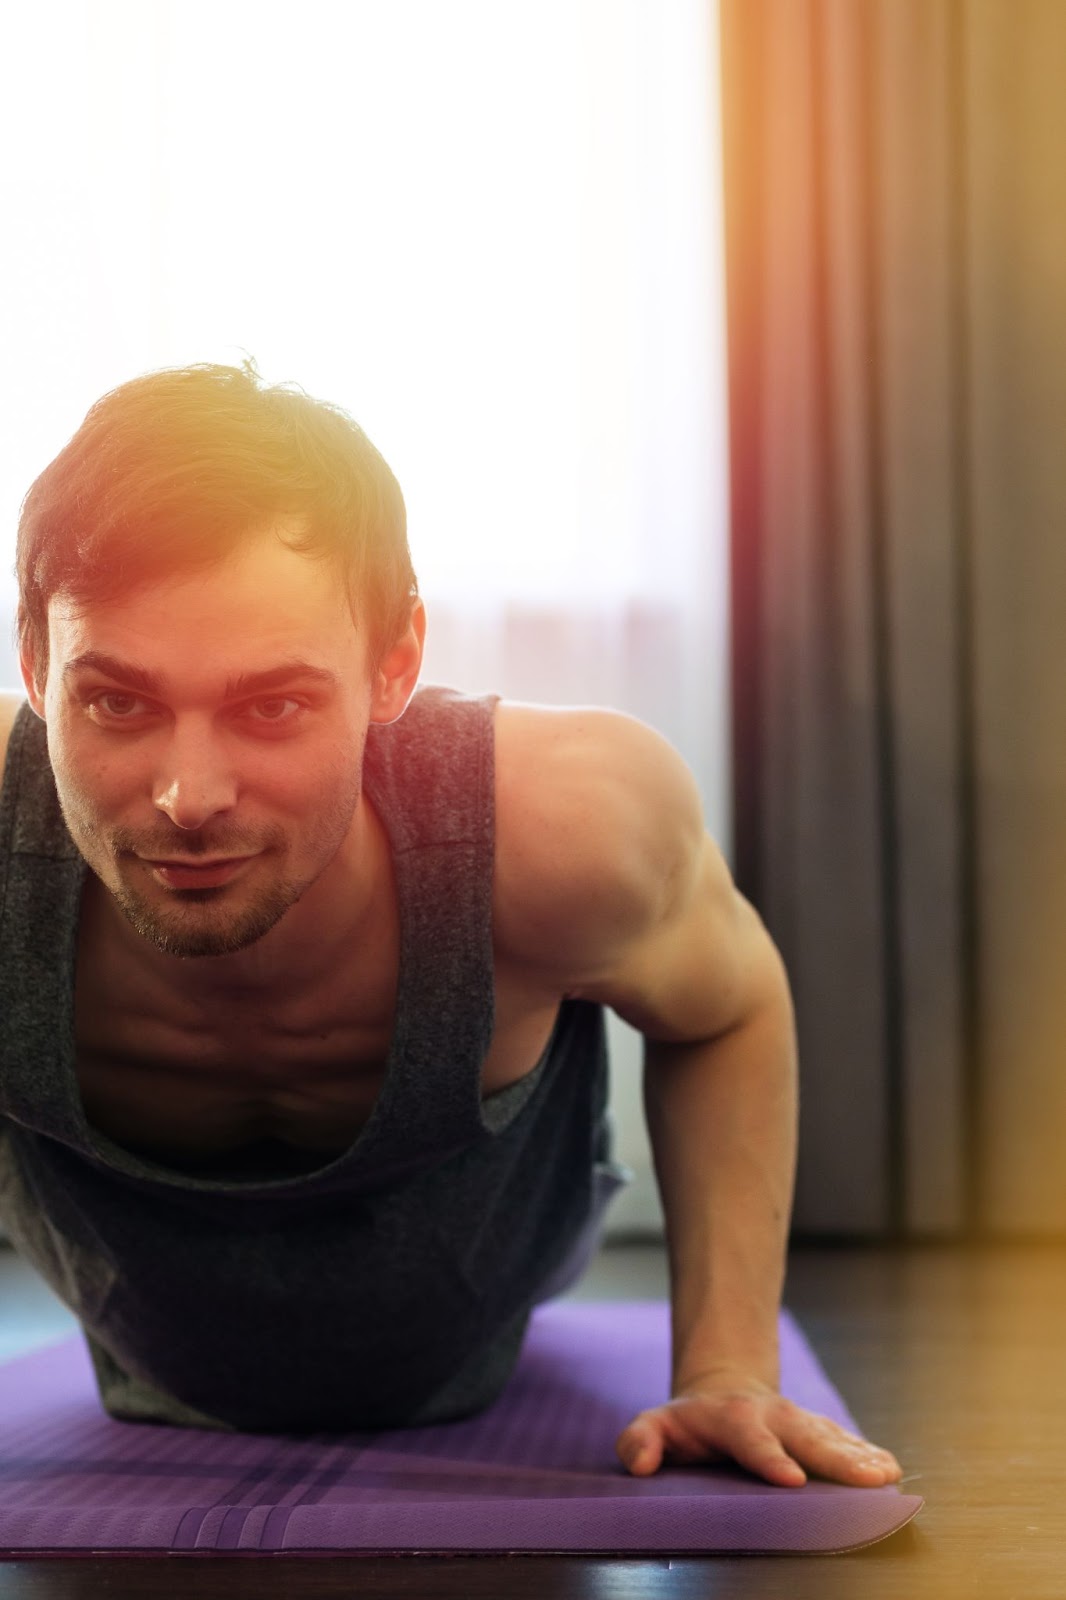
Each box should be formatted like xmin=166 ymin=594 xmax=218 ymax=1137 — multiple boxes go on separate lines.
xmin=0 ymin=1301 xmax=922 ymax=1554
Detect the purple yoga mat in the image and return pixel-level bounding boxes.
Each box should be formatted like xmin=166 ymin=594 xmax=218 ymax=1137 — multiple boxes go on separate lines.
xmin=0 ymin=1301 xmax=921 ymax=1555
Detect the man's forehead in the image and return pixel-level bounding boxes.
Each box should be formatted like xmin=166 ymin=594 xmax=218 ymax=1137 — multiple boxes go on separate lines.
xmin=48 ymin=535 xmax=360 ymax=641
xmin=45 ymin=549 xmax=367 ymax=698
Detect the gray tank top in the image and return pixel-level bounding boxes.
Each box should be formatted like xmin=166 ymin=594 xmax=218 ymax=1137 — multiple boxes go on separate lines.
xmin=0 ymin=687 xmax=613 ymax=1431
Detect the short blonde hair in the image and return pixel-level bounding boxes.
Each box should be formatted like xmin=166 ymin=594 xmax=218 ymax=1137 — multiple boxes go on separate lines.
xmin=17 ymin=357 xmax=418 ymax=681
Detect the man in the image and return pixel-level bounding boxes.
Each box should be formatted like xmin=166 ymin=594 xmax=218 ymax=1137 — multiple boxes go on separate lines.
xmin=0 ymin=360 xmax=901 ymax=1488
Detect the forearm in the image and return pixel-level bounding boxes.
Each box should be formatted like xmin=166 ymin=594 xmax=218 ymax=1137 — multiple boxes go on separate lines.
xmin=643 ymin=968 xmax=798 ymax=1394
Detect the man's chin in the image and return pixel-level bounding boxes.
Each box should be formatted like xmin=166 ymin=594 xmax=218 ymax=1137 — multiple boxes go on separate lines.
xmin=112 ymin=886 xmax=297 ymax=960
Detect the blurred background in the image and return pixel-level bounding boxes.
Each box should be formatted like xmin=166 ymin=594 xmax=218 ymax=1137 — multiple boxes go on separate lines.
xmin=1 ymin=0 xmax=1063 ymax=1243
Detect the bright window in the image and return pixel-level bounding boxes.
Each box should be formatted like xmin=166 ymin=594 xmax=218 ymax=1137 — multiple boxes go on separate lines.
xmin=0 ymin=0 xmax=726 ymax=615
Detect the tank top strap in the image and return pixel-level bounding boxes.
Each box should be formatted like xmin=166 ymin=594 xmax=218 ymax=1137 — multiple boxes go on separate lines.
xmin=338 ymin=685 xmax=501 ymax=1182
xmin=0 ymin=704 xmax=87 ymax=1140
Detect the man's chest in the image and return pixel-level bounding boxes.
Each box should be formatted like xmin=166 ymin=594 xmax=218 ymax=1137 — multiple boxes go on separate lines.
xmin=72 ymin=954 xmax=561 ymax=1172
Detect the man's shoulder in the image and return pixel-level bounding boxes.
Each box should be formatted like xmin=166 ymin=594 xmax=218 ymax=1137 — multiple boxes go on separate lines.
xmin=493 ymin=698 xmax=686 ymax=796
xmin=492 ymin=700 xmax=705 ymax=979
xmin=0 ymin=691 xmax=27 ymax=782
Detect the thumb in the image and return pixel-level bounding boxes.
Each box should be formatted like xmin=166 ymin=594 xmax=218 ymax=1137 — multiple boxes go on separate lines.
xmin=616 ymin=1419 xmax=664 ymax=1476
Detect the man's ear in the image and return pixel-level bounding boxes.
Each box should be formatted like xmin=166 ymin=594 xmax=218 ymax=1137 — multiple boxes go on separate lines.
xmin=19 ymin=642 xmax=47 ymax=720
xmin=368 ymin=598 xmax=426 ymax=726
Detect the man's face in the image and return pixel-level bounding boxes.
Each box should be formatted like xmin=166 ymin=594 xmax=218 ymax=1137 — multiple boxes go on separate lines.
xmin=32 ymin=528 xmax=384 ymax=959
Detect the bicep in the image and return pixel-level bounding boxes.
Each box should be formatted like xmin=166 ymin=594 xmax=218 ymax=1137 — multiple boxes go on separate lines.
xmin=580 ymin=831 xmax=790 ymax=1044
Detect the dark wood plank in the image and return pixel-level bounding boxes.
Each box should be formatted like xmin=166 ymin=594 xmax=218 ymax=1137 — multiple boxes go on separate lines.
xmin=2 ymin=1243 xmax=1064 ymax=1598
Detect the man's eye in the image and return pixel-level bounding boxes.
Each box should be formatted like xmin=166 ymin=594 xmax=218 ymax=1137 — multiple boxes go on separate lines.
xmin=246 ymin=696 xmax=302 ymax=722
xmin=93 ymin=692 xmax=147 ymax=719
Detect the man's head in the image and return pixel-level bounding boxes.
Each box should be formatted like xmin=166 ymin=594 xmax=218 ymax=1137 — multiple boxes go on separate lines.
xmin=16 ymin=357 xmax=418 ymax=690
xmin=14 ymin=361 xmax=425 ymax=960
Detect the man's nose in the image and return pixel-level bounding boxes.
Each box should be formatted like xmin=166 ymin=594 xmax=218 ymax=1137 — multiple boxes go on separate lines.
xmin=152 ymin=725 xmax=238 ymax=831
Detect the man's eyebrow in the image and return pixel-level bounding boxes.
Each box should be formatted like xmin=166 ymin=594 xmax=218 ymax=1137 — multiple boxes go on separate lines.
xmin=63 ymin=653 xmax=164 ymax=696
xmin=223 ymin=663 xmax=339 ymax=698
xmin=62 ymin=652 xmax=339 ymax=699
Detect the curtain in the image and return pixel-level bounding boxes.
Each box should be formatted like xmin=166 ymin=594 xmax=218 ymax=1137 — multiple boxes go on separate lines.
xmin=721 ymin=0 xmax=1066 ymax=1238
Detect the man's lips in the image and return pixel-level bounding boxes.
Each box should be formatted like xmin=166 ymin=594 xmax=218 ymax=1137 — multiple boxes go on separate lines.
xmin=142 ymin=856 xmax=258 ymax=890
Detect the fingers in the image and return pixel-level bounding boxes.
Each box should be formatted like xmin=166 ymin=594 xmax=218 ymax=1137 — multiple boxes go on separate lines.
xmin=683 ymin=1395 xmax=903 ymax=1486
xmin=776 ymin=1407 xmax=903 ymax=1485
xmin=614 ymin=1407 xmax=671 ymax=1469
xmin=616 ymin=1400 xmax=904 ymax=1488
xmin=711 ymin=1425 xmax=807 ymax=1485
xmin=618 ymin=1405 xmax=806 ymax=1485
xmin=678 ymin=1396 xmax=808 ymax=1486
xmin=616 ymin=1418 xmax=668 ymax=1475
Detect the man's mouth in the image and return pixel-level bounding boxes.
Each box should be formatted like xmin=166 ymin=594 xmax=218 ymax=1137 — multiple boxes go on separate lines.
xmin=143 ymin=856 xmax=258 ymax=890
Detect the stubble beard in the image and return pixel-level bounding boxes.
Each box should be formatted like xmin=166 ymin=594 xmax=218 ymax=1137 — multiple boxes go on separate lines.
xmin=107 ymin=872 xmax=304 ymax=959
xmin=60 ymin=788 xmax=361 ymax=961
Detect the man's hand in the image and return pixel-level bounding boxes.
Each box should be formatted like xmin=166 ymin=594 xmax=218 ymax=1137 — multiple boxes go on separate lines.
xmin=616 ymin=1373 xmax=903 ymax=1488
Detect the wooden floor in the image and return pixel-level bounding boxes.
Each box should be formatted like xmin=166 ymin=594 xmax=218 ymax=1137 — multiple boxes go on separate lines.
xmin=1 ymin=1238 xmax=1064 ymax=1598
